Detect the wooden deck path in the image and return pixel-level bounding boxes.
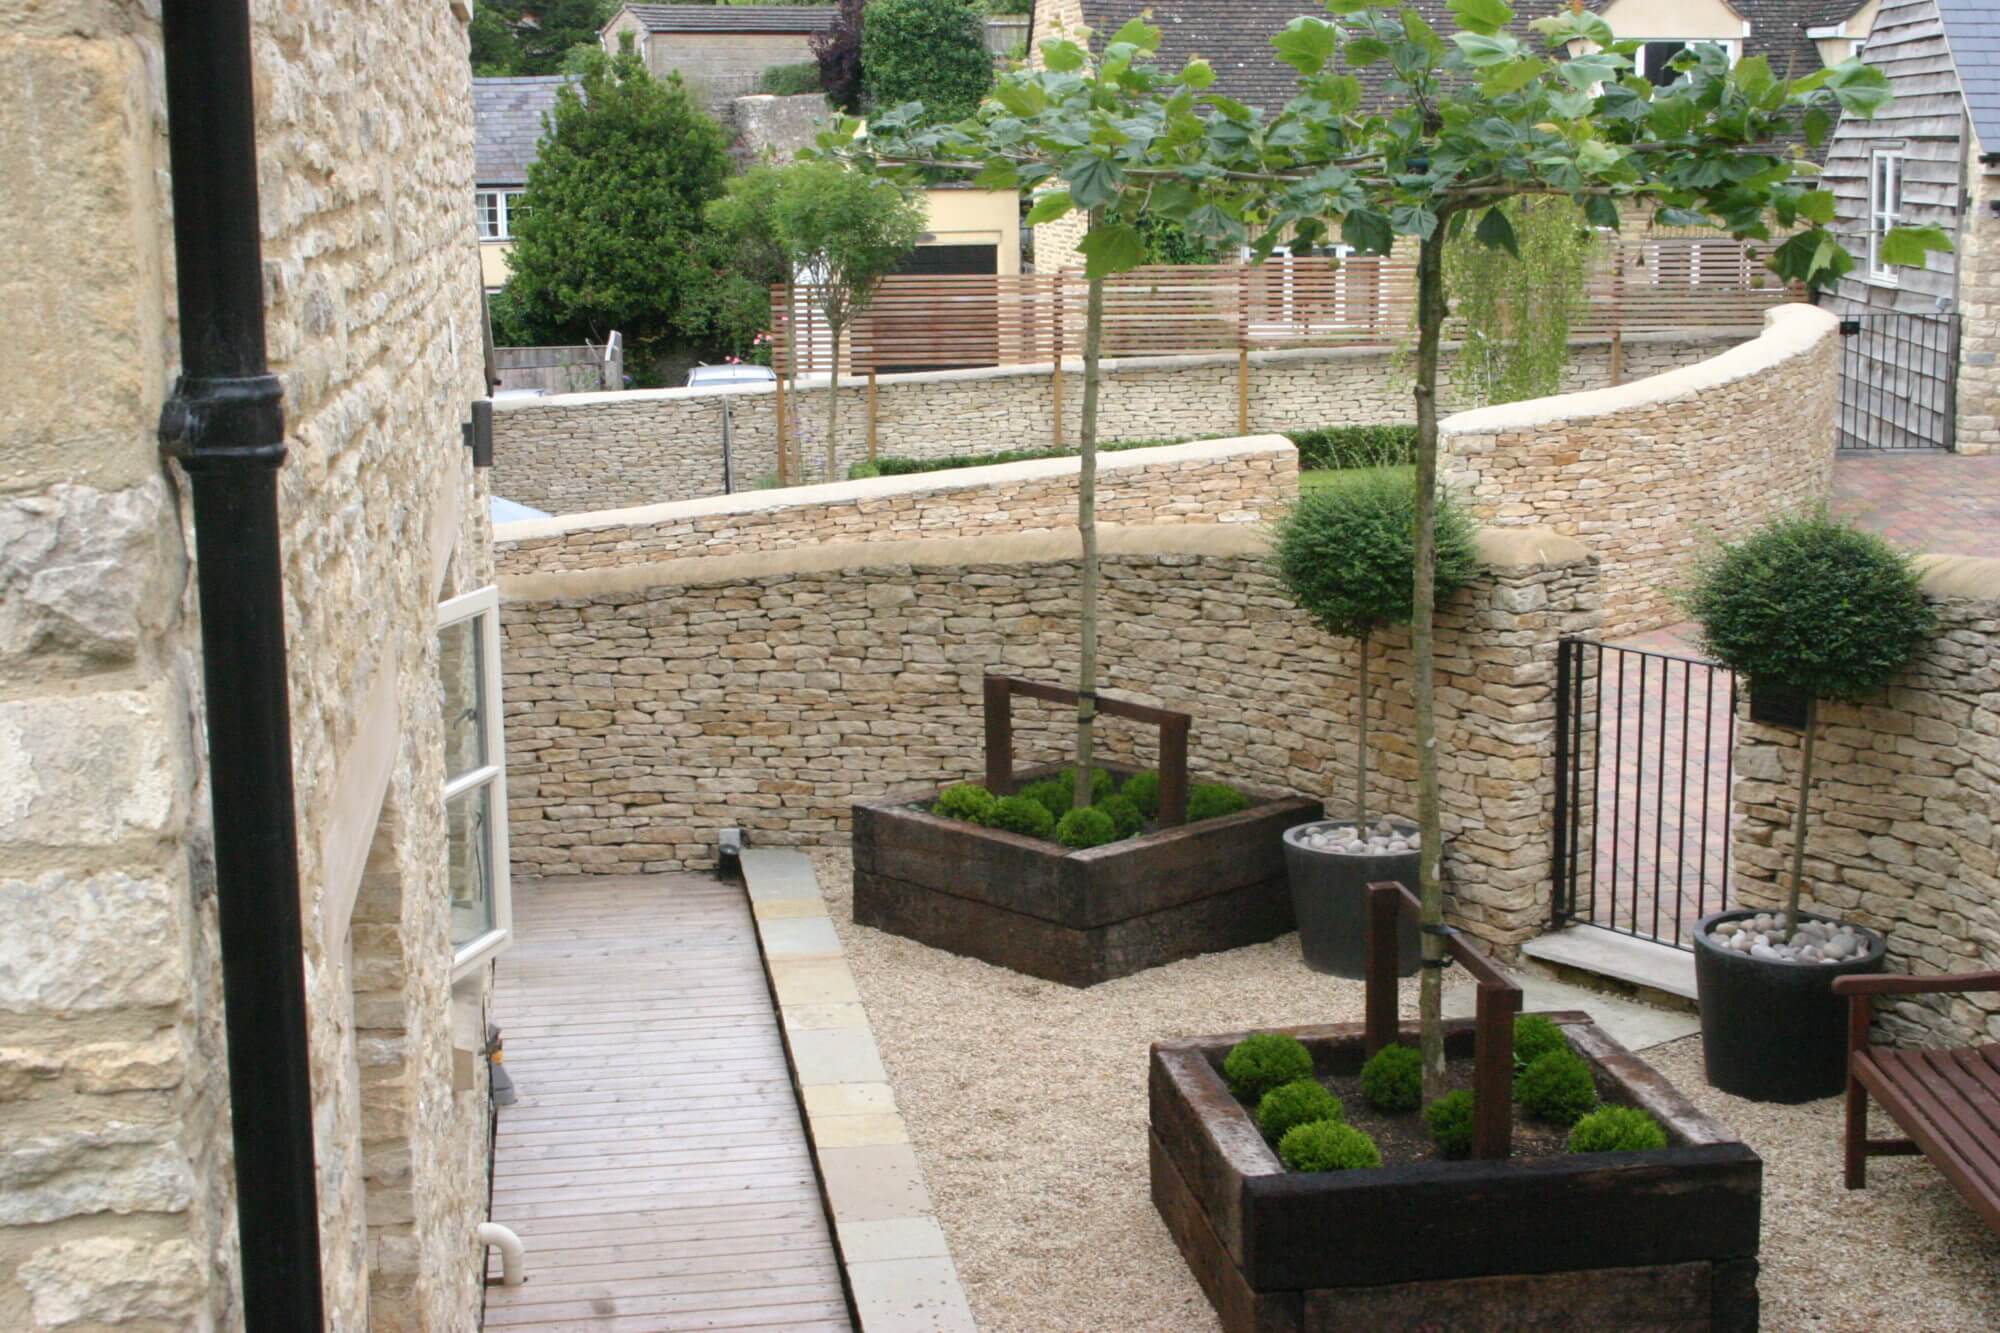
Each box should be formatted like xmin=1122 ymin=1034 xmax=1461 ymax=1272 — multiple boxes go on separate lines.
xmin=483 ymin=874 xmax=853 ymax=1332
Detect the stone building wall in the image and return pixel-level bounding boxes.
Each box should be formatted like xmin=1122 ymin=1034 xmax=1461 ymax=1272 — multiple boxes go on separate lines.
xmin=1440 ymin=305 xmax=1840 ymax=639
xmin=492 ymin=332 xmax=1736 ymax=514
xmin=1956 ymin=135 xmax=2000 ymax=456
xmin=1730 ymin=558 xmax=2000 ymax=1046
xmin=1 ymin=2 xmax=495 ymax=1329
xmin=495 ymin=436 xmax=1295 ymax=577
xmin=499 ymin=526 xmax=1601 ymax=955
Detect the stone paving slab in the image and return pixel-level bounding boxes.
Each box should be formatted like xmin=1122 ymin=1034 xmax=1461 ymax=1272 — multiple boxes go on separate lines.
xmin=1832 ymin=451 xmax=2000 ymax=559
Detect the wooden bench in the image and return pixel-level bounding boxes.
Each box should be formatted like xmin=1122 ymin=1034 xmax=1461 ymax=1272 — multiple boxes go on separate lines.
xmin=1833 ymin=969 xmax=2000 ymax=1232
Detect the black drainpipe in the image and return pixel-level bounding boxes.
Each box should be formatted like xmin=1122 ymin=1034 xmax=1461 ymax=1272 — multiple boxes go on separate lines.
xmin=157 ymin=1 xmax=327 ymax=1327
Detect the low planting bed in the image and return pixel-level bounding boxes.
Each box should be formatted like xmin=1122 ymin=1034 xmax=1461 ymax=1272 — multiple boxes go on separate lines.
xmin=1150 ymin=1015 xmax=1763 ymax=1332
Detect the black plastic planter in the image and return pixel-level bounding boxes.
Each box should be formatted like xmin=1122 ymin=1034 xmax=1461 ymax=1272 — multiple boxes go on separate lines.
xmin=1281 ymin=818 xmax=1421 ymax=978
xmin=1693 ymin=909 xmax=1886 ymax=1103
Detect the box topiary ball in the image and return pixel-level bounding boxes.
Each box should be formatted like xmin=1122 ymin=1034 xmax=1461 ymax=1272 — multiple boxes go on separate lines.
xmin=1516 ymin=1049 xmax=1599 ymax=1126
xmin=932 ymin=783 xmax=998 ymax=825
xmin=1121 ymin=770 xmax=1162 ymax=817
xmin=1278 ymin=1120 xmax=1381 ymax=1172
xmin=1099 ymin=793 xmax=1144 ymax=839
xmin=1256 ymin=1079 xmax=1344 ymax=1142
xmin=1423 ymin=1089 xmax=1476 ymax=1160
xmin=1513 ymin=1014 xmax=1568 ymax=1068
xmin=1052 ymin=766 xmax=1116 ymax=804
xmin=1054 ymin=805 xmax=1118 ymax=849
xmin=1359 ymin=1043 xmax=1422 ymax=1112
xmin=1223 ymin=1032 xmax=1314 ymax=1102
xmin=1187 ymin=782 xmax=1250 ymax=822
xmin=986 ymin=794 xmax=1055 ymax=840
xmin=1016 ymin=778 xmax=1072 ymax=820
xmin=1568 ymin=1105 xmax=1668 ymax=1153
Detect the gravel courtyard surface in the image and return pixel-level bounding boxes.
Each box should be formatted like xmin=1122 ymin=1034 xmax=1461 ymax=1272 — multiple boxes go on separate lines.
xmin=813 ymin=849 xmax=2000 ymax=1333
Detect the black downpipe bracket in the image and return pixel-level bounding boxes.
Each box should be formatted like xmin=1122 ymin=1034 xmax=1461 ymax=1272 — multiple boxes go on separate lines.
xmin=158 ymin=0 xmax=328 ymax=1327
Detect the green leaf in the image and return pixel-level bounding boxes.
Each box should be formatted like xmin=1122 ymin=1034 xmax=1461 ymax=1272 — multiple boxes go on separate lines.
xmin=1182 ymin=58 xmax=1215 ymax=91
xmin=972 ymin=159 xmax=1019 ymax=190
xmin=1732 ymin=54 xmax=1776 ymax=104
xmin=1040 ymin=38 xmax=1086 ymax=73
xmin=1310 ymin=72 xmax=1363 ymax=115
xmin=1583 ymin=195 xmax=1622 ymax=229
xmin=1340 ymin=208 xmax=1394 ymax=256
xmin=1803 ymin=105 xmax=1834 ymax=147
xmin=1109 ymin=16 xmax=1161 ymax=52
xmin=1391 ymin=203 xmax=1439 ymax=240
xmin=1451 ymin=32 xmax=1518 ymax=68
xmin=1273 ymin=18 xmax=1339 ymax=76
xmin=1481 ymin=57 xmax=1545 ymax=97
xmin=1344 ymin=37 xmax=1389 ymax=67
xmin=1078 ymin=221 xmax=1146 ymax=279
xmin=1024 ymin=190 xmax=1073 ymax=226
xmin=1794 ymin=187 xmax=1836 ymax=225
xmin=1827 ymin=62 xmax=1892 ymax=117
xmin=1184 ymin=203 xmax=1248 ymax=244
xmin=1066 ymin=154 xmax=1125 ymax=209
xmin=1878 ymin=224 xmax=1954 ymax=267
xmin=1448 ymin=0 xmax=1515 ymax=37
xmin=1474 ymin=205 xmax=1519 ymax=259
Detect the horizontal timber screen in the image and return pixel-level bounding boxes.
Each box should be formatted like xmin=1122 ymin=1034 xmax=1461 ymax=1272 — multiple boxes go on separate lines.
xmin=771 ymin=237 xmax=1798 ymax=377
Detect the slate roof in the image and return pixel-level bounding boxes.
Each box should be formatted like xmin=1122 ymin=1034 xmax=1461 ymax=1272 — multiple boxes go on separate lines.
xmin=474 ymin=75 xmax=574 ymax=187
xmin=622 ymin=4 xmax=836 ymax=33
xmin=1936 ymin=0 xmax=2000 ymax=155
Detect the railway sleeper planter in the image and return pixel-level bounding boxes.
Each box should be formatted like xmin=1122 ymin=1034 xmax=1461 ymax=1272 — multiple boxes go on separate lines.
xmin=852 ymin=762 xmax=1321 ymax=987
xmin=1150 ymin=1014 xmax=1763 ymax=1332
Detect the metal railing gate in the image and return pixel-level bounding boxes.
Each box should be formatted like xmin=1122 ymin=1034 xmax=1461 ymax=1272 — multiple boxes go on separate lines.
xmin=1836 ymin=311 xmax=1959 ymax=451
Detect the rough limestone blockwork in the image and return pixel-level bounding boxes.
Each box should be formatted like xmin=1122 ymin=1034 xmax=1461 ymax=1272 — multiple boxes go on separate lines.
xmin=491 ymin=334 xmax=1735 ymax=515
xmin=1 ymin=2 xmax=496 ymax=1329
xmin=495 ymin=436 xmax=1296 ymax=578
xmin=1441 ymin=305 xmax=1839 ymax=639
xmin=1731 ymin=558 xmax=2000 ymax=1046
xmin=1956 ymin=137 xmax=2000 ymax=457
xmin=500 ymin=526 xmax=1601 ymax=955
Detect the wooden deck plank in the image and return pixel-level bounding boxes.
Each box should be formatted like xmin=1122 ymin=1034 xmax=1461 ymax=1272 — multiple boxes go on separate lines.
xmin=483 ymin=874 xmax=851 ymax=1330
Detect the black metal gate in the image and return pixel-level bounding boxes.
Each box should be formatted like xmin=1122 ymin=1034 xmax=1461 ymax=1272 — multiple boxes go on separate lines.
xmin=1553 ymin=638 xmax=1737 ymax=950
xmin=1836 ymin=311 xmax=1959 ymax=451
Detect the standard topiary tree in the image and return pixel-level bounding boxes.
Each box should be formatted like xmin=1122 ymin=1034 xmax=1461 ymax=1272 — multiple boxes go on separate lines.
xmin=861 ymin=0 xmax=992 ymax=122
xmin=1686 ymin=512 xmax=1933 ymax=942
xmin=1272 ymin=468 xmax=1479 ymax=830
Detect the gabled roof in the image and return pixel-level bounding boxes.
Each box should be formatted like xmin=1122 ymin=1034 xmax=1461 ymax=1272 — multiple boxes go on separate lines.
xmin=1936 ymin=0 xmax=2000 ymax=154
xmin=474 ymin=75 xmax=574 ymax=187
xmin=620 ymin=4 xmax=837 ymax=34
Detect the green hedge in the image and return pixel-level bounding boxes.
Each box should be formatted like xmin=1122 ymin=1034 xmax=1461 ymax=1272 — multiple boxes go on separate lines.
xmin=1290 ymin=424 xmax=1417 ymax=471
xmin=756 ymin=62 xmax=822 ymax=96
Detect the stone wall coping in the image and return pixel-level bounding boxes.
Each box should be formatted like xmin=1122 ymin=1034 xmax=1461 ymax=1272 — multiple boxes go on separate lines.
xmin=494 ymin=435 xmax=1297 ymax=542
xmin=498 ymin=521 xmax=1584 ymax=601
xmin=1438 ymin=303 xmax=1839 ymax=436
xmin=1916 ymin=553 xmax=2000 ymax=602
xmin=490 ymin=328 xmax=1754 ymax=414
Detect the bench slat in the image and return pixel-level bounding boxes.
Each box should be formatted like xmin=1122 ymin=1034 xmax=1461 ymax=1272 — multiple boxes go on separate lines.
xmin=1861 ymin=1050 xmax=2000 ymax=1231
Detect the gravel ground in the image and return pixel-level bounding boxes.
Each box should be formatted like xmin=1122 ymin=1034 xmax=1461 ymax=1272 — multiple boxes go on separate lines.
xmin=813 ymin=849 xmax=2000 ymax=1333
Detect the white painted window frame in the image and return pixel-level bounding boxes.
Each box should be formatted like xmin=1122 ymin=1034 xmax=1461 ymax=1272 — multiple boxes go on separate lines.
xmin=439 ymin=585 xmax=512 ymax=978
xmin=1868 ymin=149 xmax=1904 ymax=285
xmin=1634 ymin=38 xmax=1739 ymax=83
xmin=475 ymin=189 xmax=527 ymax=241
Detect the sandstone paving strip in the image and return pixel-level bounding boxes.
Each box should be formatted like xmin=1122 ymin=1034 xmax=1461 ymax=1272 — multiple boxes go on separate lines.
xmin=811 ymin=848 xmax=2000 ymax=1332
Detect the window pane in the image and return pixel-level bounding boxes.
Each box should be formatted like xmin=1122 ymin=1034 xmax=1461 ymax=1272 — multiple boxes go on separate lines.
xmin=477 ymin=192 xmax=499 ymax=239
xmin=439 ymin=614 xmax=486 ymax=780
xmin=448 ymin=783 xmax=494 ymax=950
xmin=1643 ymin=41 xmax=1688 ymax=87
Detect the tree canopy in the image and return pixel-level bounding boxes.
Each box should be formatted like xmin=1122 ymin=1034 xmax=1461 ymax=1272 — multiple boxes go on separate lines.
xmin=470 ymin=0 xmax=613 ymax=76
xmin=500 ymin=51 xmax=761 ymax=376
xmin=862 ymin=0 xmax=994 ymax=123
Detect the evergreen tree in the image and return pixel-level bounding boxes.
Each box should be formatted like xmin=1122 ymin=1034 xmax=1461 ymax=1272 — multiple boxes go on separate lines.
xmin=470 ymin=0 xmax=613 ymax=77
xmin=862 ymin=0 xmax=992 ymax=122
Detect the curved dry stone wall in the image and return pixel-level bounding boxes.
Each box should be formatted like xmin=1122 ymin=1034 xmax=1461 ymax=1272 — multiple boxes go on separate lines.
xmin=499 ymin=526 xmax=1602 ymax=955
xmin=496 ymin=436 xmax=1295 ymax=578
xmin=1441 ymin=304 xmax=1840 ymax=639
xmin=1730 ymin=557 xmax=2000 ymax=1046
xmin=492 ymin=333 xmax=1735 ymax=515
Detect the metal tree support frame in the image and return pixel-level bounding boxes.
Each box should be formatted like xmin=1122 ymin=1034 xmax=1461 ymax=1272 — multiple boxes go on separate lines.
xmin=1553 ymin=638 xmax=1737 ymax=952
xmin=1365 ymin=882 xmax=1521 ymax=1160
xmin=982 ymin=674 xmax=1189 ymax=825
xmin=1836 ymin=311 xmax=1960 ymax=451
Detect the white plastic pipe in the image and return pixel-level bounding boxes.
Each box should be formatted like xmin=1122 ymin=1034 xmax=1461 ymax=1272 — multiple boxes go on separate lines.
xmin=478 ymin=1222 xmax=526 ymax=1286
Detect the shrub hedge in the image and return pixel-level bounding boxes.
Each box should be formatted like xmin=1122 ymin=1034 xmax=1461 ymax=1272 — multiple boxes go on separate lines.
xmin=1290 ymin=424 xmax=1417 ymax=471
xmin=755 ymin=62 xmax=822 ymax=95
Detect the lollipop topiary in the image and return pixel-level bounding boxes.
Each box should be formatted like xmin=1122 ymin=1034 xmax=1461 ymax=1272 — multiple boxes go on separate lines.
xmin=1256 ymin=1079 xmax=1345 ymax=1143
xmin=1568 ymin=1105 xmax=1669 ymax=1153
xmin=1359 ymin=1042 xmax=1423 ymax=1113
xmin=1278 ymin=1120 xmax=1381 ymax=1172
xmin=1223 ymin=1032 xmax=1314 ymax=1102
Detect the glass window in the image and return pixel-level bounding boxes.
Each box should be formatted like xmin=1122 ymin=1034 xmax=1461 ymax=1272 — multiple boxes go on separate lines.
xmin=476 ymin=191 xmax=501 ymax=240
xmin=439 ymin=586 xmax=510 ymax=975
xmin=1869 ymin=150 xmax=1903 ymax=283
xmin=1636 ymin=40 xmax=1737 ymax=87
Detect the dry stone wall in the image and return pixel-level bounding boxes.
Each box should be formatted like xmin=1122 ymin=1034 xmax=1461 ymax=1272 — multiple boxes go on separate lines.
xmin=1730 ymin=558 xmax=2000 ymax=1046
xmin=1957 ymin=138 xmax=2000 ymax=456
xmin=492 ymin=333 xmax=1735 ymax=515
xmin=496 ymin=437 xmax=1295 ymax=578
xmin=500 ymin=526 xmax=1602 ymax=955
xmin=1440 ymin=305 xmax=1839 ymax=639
xmin=1 ymin=2 xmax=495 ymax=1329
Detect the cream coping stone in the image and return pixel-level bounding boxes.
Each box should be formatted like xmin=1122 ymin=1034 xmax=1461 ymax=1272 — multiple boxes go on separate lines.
xmin=1439 ymin=303 xmax=1839 ymax=435
xmin=500 ymin=521 xmax=1587 ymax=601
xmin=1916 ymin=554 xmax=2000 ymax=601
xmin=494 ymin=434 xmax=1297 ymax=543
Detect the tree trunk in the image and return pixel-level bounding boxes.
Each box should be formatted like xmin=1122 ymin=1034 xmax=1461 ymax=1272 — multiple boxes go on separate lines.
xmin=1786 ymin=696 xmax=1818 ymax=940
xmin=827 ymin=325 xmax=842 ymax=482
xmin=1413 ymin=229 xmax=1448 ymax=1103
xmin=1356 ymin=629 xmax=1371 ymax=829
xmin=1074 ymin=269 xmax=1105 ymax=811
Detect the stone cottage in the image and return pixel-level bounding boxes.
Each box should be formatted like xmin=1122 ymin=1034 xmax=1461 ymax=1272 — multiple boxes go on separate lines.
xmin=2 ymin=0 xmax=504 ymax=1328
xmin=600 ymin=3 xmax=838 ymax=113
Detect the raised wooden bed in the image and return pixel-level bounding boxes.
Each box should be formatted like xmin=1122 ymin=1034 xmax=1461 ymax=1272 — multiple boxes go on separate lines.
xmin=1149 ymin=1014 xmax=1764 ymax=1332
xmin=853 ymin=762 xmax=1320 ymax=987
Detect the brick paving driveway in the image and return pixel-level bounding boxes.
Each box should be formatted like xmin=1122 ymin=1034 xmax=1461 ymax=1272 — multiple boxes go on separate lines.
xmin=1831 ymin=450 xmax=2000 ymax=557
